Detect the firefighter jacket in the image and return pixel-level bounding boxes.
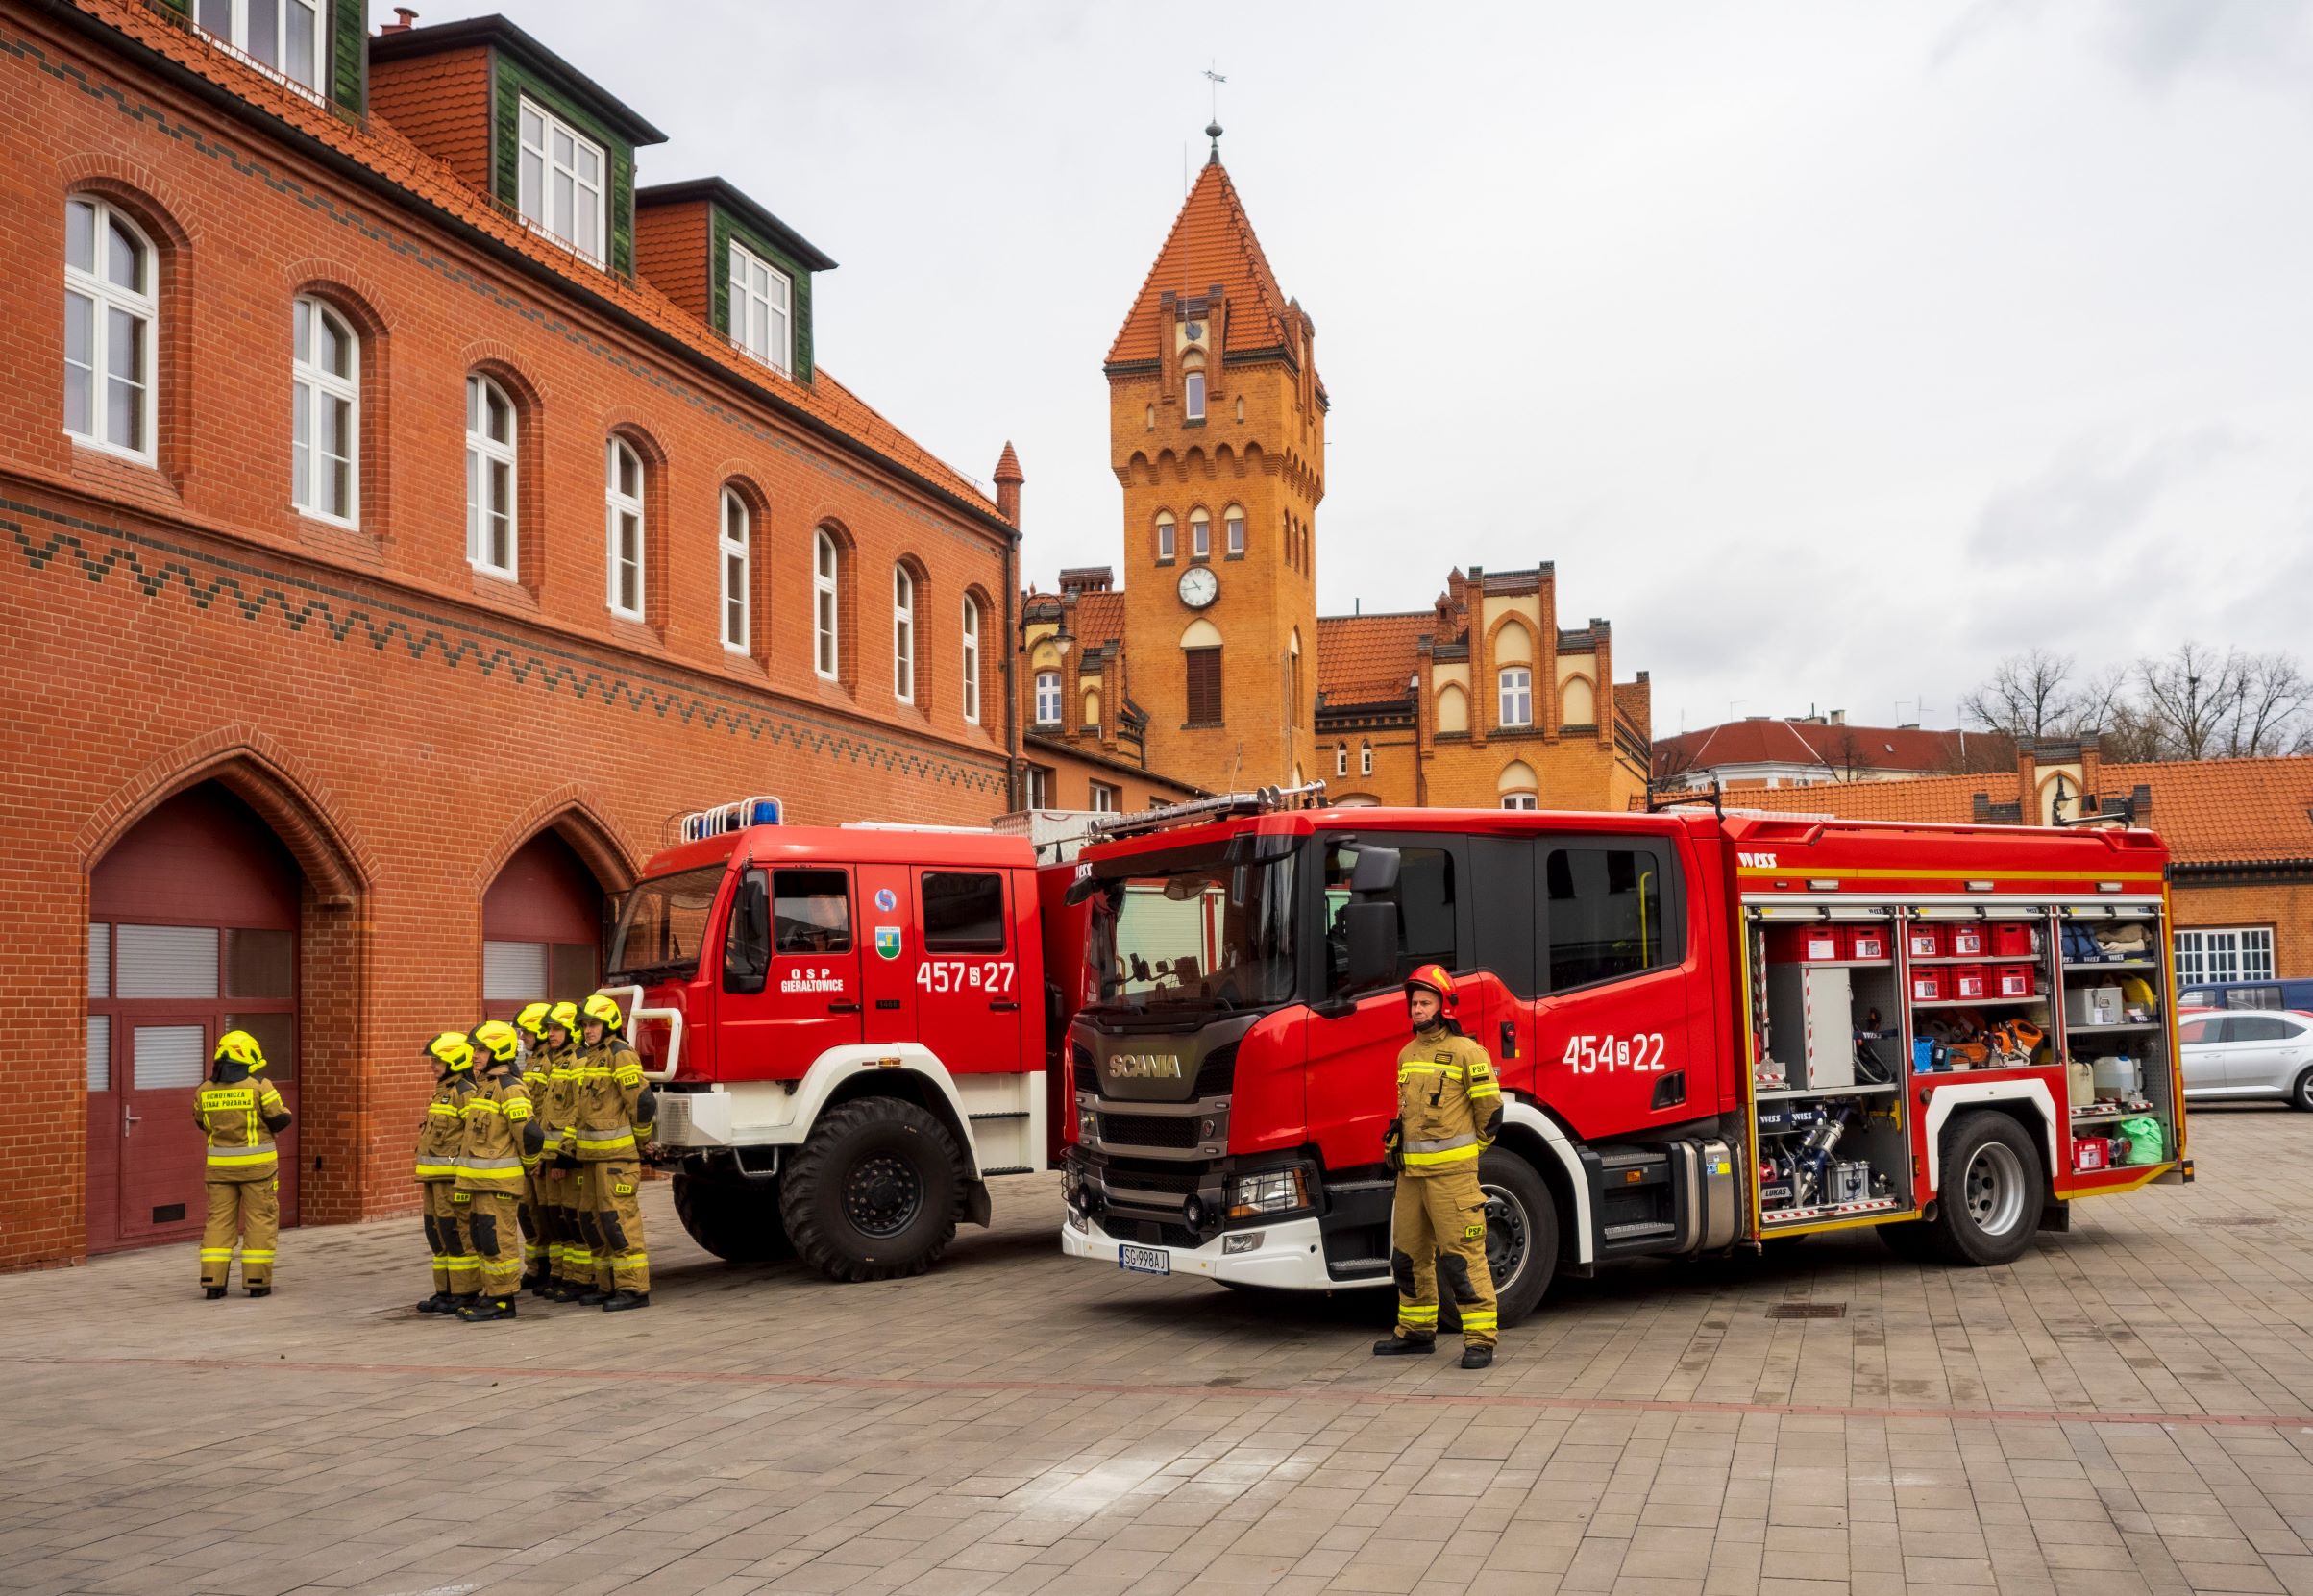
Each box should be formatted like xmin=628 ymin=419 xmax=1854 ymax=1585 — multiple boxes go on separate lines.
xmin=568 ymin=1035 xmax=652 ymax=1161
xmin=195 ymin=1067 xmax=292 ymax=1184
xmin=413 ymin=1073 xmax=474 ymax=1182
xmin=1390 ymin=1023 xmax=1502 ymax=1177
xmin=534 ymin=1041 xmax=579 ymax=1166
xmin=455 ymin=1068 xmax=539 ymax=1196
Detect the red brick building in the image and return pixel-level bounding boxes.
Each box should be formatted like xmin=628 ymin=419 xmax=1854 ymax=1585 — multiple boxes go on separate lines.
xmin=2 ymin=3 xmax=1026 ymax=1268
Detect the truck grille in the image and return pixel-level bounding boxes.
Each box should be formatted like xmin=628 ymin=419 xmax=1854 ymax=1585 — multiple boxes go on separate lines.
xmin=1193 ymin=1043 xmax=1238 ymax=1098
xmin=1098 ymin=1159 xmax=1204 ymax=1194
xmin=1097 ymin=1113 xmax=1201 ymax=1149
xmin=1072 ymin=1044 xmax=1096 ymax=1094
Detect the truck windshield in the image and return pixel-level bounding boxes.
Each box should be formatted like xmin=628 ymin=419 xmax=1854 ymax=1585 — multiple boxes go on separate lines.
xmin=606 ymin=865 xmax=726 ymax=983
xmin=1084 ymin=854 xmax=1296 ymax=1017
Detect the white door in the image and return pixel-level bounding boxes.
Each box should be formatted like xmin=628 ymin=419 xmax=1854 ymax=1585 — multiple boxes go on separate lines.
xmin=2221 ymin=1014 xmax=2299 ymax=1095
xmin=2177 ymin=1015 xmax=2227 ymax=1097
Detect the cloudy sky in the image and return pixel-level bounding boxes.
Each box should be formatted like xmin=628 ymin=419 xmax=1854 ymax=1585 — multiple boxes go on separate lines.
xmin=445 ymin=0 xmax=2310 ymax=736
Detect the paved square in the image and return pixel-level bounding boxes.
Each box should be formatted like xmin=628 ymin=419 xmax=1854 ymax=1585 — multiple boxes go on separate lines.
xmin=7 ymin=1107 xmax=2311 ymax=1595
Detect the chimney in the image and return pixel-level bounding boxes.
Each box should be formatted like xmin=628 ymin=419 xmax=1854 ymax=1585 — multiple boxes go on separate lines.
xmin=1830 ymin=708 xmax=1845 ymax=725
xmin=993 ymin=441 xmax=1022 ymax=528
xmin=382 ymin=7 xmax=418 ymax=32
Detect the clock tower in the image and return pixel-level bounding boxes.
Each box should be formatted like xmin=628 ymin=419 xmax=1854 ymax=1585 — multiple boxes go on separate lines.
xmin=1108 ymin=129 xmax=1325 ymax=794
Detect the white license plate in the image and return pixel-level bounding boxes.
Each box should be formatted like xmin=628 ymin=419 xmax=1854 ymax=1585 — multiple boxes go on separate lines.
xmin=1117 ymin=1243 xmax=1171 ymax=1277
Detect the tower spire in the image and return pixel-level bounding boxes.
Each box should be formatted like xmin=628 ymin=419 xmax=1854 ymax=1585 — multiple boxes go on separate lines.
xmin=1202 ymin=63 xmax=1226 ymax=164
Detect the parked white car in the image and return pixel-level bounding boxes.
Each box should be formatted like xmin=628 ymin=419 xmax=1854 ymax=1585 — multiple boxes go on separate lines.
xmin=2179 ymin=1009 xmax=2313 ymax=1108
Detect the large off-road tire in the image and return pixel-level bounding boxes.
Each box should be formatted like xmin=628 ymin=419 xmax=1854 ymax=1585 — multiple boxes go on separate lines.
xmin=671 ymin=1171 xmax=794 ymax=1264
xmin=779 ymin=1096 xmax=964 ymax=1283
xmin=1927 ymin=1111 xmax=2046 ymax=1266
xmin=1438 ymin=1149 xmax=1559 ymax=1332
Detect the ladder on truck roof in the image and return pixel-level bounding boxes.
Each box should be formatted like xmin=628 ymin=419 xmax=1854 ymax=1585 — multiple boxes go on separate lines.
xmin=994 ymin=782 xmax=1328 ymax=863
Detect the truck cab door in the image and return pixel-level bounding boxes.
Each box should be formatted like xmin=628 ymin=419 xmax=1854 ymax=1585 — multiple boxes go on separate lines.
xmin=909 ymin=867 xmax=1022 ymax=1071
xmin=857 ymin=865 xmax=918 ymax=1045
xmin=720 ymin=866 xmax=860 ymax=1079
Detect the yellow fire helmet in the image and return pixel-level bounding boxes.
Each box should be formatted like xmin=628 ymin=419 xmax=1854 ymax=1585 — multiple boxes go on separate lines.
xmin=546 ymin=1000 xmax=580 ymax=1037
xmin=470 ymin=1019 xmax=522 ymax=1064
xmin=213 ymin=1029 xmax=269 ymax=1073
xmin=581 ymin=993 xmax=625 ymax=1033
xmin=2121 ymin=976 xmax=2159 ymax=1008
xmin=425 ymin=1030 xmax=476 ymax=1073
xmin=513 ymin=1001 xmax=552 ymax=1042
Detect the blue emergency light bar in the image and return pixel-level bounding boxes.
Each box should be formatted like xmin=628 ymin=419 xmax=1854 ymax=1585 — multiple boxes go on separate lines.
xmin=678 ymin=795 xmax=782 ymax=843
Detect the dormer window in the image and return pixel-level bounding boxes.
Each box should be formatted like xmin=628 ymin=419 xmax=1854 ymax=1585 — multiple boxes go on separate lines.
xmin=729 ymin=241 xmax=793 ymax=375
xmin=195 ymin=0 xmax=323 ymax=95
xmin=517 ymin=98 xmax=606 ymax=263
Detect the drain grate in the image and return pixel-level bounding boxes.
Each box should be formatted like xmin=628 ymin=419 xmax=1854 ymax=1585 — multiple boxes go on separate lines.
xmin=1766 ymin=1303 xmax=1848 ymax=1319
xmin=2204 ymin=1215 xmax=2276 ymax=1228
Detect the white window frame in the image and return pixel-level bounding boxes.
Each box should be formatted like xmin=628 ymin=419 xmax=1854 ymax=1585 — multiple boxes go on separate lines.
xmin=728 ymin=240 xmax=794 ymax=376
xmin=290 ymin=296 xmax=358 ymax=526
xmin=464 ymin=374 xmax=519 ymax=577
xmin=1335 ymin=745 xmax=1347 ymax=778
xmin=1191 ymin=510 xmax=1211 ymax=561
xmin=63 ymin=197 xmax=157 ymax=463
xmin=719 ymin=488 xmax=750 ymax=654
xmin=814 ymin=530 xmax=841 ymax=680
xmin=1361 ymin=742 xmax=1374 ymax=776
xmin=961 ymin=598 xmax=982 ymax=724
xmin=2174 ymin=926 xmax=2276 ymax=987
xmin=1184 ymin=363 xmax=1206 ymax=422
xmin=516 ymin=96 xmax=607 ymax=264
xmin=1226 ymin=505 xmax=1245 ymax=556
xmin=1499 ymin=666 xmax=1534 ymax=728
xmin=1026 ymin=767 xmax=1054 ymax=809
xmin=605 ymin=437 xmax=646 ymax=620
xmin=1091 ymin=782 xmax=1120 ymax=814
xmin=1034 ymin=670 xmax=1062 ymax=726
xmin=1156 ymin=513 xmax=1176 ymax=562
xmin=893 ymin=564 xmax=917 ymax=704
xmin=193 ymin=0 xmax=323 ymax=95
xmin=1502 ymin=793 xmax=1539 ymax=811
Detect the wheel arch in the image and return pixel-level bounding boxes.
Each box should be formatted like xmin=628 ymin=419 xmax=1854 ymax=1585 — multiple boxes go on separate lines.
xmin=1922 ymin=1081 xmax=2058 ymax=1199
xmin=1493 ymin=1098 xmax=1593 ymax=1265
xmin=793 ymin=1046 xmax=985 ymax=1172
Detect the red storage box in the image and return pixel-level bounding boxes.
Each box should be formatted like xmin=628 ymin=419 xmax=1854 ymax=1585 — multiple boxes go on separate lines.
xmin=1994 ymin=963 xmax=2036 ymax=998
xmin=1768 ymin=925 xmax=1842 ymax=963
xmin=1951 ymin=964 xmax=1991 ymax=1001
xmin=1907 ymin=924 xmax=1945 ymax=959
xmin=2074 ymin=1136 xmax=2111 ymax=1172
xmin=1990 ymin=921 xmax=2036 ymax=958
xmin=1949 ymin=925 xmax=1987 ymax=958
xmin=1844 ymin=925 xmax=1888 ymax=961
xmin=1910 ymin=968 xmax=1947 ymax=1002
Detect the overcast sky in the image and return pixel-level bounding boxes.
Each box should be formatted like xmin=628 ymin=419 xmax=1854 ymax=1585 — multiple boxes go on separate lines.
xmin=438 ymin=0 xmax=2312 ymax=737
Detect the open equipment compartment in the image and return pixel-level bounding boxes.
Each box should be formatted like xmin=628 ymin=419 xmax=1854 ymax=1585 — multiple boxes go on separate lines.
xmin=2053 ymin=900 xmax=2178 ymax=1177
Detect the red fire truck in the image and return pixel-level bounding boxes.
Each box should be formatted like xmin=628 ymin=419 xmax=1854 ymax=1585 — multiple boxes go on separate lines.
xmin=1057 ymin=792 xmax=2190 ymax=1323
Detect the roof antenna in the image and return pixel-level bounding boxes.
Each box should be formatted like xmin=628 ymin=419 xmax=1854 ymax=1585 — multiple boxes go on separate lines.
xmin=1203 ymin=62 xmax=1226 ymax=164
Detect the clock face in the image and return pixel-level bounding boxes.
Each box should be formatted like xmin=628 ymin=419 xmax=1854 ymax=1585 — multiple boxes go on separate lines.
xmin=1177 ymin=565 xmax=1219 ymax=609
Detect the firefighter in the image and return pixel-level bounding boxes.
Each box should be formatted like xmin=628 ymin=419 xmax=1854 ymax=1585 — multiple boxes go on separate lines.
xmin=194 ymin=1030 xmax=292 ymax=1299
xmin=454 ymin=1019 xmax=545 ymax=1321
xmin=512 ymin=1001 xmax=554 ymax=1292
xmin=1373 ymin=964 xmax=1503 ymax=1369
xmin=413 ymin=1029 xmax=479 ymax=1314
xmin=536 ymin=1000 xmax=588 ymax=1301
xmin=569 ymin=992 xmax=657 ymax=1311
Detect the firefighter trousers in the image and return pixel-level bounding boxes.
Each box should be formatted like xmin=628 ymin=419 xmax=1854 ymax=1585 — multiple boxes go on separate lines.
xmin=463 ymin=1191 xmax=525 ymax=1300
xmin=555 ymin=1165 xmax=602 ymax=1289
xmin=420 ymin=1180 xmax=477 ymax=1295
xmin=200 ymin=1178 xmax=278 ymax=1290
xmin=586 ymin=1161 xmax=650 ymax=1294
xmin=517 ymin=1173 xmax=546 ymax=1282
xmin=1390 ymin=1164 xmax=1497 ymax=1348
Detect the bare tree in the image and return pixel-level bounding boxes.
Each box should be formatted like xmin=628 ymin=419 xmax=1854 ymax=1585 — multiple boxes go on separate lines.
xmin=2223 ymin=651 xmax=2313 ymax=757
xmin=1960 ymin=648 xmax=2085 ymax=742
xmin=1831 ymin=729 xmax=1876 ymax=781
xmin=2136 ymin=641 xmax=2246 ymax=760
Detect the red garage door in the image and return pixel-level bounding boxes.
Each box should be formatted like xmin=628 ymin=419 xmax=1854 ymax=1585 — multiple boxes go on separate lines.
xmin=87 ymin=784 xmax=301 ymax=1254
xmin=482 ymin=831 xmax=602 ymax=1018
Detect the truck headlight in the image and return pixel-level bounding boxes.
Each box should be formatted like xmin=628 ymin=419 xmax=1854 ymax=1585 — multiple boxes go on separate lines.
xmin=1229 ymin=1166 xmax=1311 ymax=1218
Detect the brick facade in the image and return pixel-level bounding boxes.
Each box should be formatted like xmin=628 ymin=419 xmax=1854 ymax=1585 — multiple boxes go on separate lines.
xmin=1 ymin=3 xmax=1020 ymax=1269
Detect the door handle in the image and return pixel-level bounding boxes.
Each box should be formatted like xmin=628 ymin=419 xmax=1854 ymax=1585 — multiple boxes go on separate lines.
xmin=990 ymin=1000 xmax=1021 ymax=1013
xmin=827 ymin=1001 xmax=860 ymax=1014
xmin=123 ymin=1110 xmax=140 ymax=1134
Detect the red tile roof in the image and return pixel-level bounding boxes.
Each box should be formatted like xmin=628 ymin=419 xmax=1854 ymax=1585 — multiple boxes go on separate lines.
xmin=1655 ymin=719 xmax=1982 ymax=777
xmin=1710 ymin=775 xmax=1988 ymax=826
xmin=1107 ymin=160 xmax=1296 ymax=366
xmin=74 ymin=0 xmax=1005 ymax=527
xmin=1071 ymin=591 xmax=1126 ymax=651
xmin=1317 ymin=612 xmax=1431 ymax=707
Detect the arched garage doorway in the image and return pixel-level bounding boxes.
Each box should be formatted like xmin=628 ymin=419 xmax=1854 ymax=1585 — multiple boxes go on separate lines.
xmin=482 ymin=830 xmax=603 ymax=1018
xmin=86 ymin=783 xmax=301 ymax=1253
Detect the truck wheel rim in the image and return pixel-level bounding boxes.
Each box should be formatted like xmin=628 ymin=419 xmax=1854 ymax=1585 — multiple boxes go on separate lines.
xmin=1963 ymin=1142 xmax=2025 ymax=1236
xmin=1480 ymin=1182 xmax=1529 ymax=1291
xmin=845 ymin=1152 xmax=923 ymax=1239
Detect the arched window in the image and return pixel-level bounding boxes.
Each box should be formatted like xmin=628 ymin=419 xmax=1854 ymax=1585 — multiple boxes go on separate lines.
xmin=1191 ymin=508 xmax=1211 ymax=561
xmin=464 ymin=374 xmax=518 ymax=577
xmin=1083 ymin=686 xmax=1102 ymax=728
xmin=1034 ymin=669 xmax=1062 ymax=725
xmin=1155 ymin=511 xmax=1176 ymax=563
xmin=1289 ymin=629 xmax=1304 ymax=728
xmin=291 ymin=296 xmax=357 ymax=525
xmin=604 ymin=437 xmax=646 ymax=619
xmin=1562 ymin=675 xmax=1597 ymax=726
xmin=1499 ymin=666 xmax=1534 ymax=728
xmin=892 ymin=563 xmax=916 ymax=704
xmin=1225 ymin=503 xmax=1245 ymax=557
xmin=1499 ymin=759 xmax=1539 ymax=810
xmin=1335 ymin=743 xmax=1347 ymax=778
xmin=719 ymin=488 xmax=750 ymax=652
xmin=1183 ymin=350 xmax=1206 ymax=421
xmin=960 ymin=596 xmax=982 ymax=724
xmin=813 ymin=530 xmax=841 ymax=679
xmin=1437 ymin=682 xmax=1469 ymax=734
xmin=1361 ymin=740 xmax=1373 ymax=776
xmin=1182 ymin=618 xmax=1223 ymax=727
xmin=64 ymin=198 xmax=156 ymax=460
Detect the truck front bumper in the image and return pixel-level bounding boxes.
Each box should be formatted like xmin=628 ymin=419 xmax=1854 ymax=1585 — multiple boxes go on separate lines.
xmin=1060 ymin=1212 xmax=1339 ymax=1289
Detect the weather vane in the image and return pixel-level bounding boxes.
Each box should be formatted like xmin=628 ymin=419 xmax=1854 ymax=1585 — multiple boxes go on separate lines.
xmin=1203 ymin=62 xmax=1226 ymax=160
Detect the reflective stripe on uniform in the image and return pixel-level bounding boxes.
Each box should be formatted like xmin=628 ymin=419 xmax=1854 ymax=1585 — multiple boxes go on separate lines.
xmin=1397 ymin=1064 xmax=1464 ymax=1082
xmin=412 ymin=1163 xmax=459 ymax=1179
xmin=207 ymin=1146 xmax=278 ymax=1166
xmin=198 ymin=1248 xmax=234 ymax=1261
xmin=1465 ymin=1082 xmax=1501 ymax=1100
xmin=1404 ymin=1132 xmax=1478 ymax=1155
xmin=240 ymin=1250 xmax=275 ymax=1263
xmin=1402 ymin=1142 xmax=1483 ymax=1167
xmin=1398 ymin=1304 xmax=1439 ymax=1322
xmin=575 ymin=1131 xmax=635 ymax=1152
xmin=1461 ymin=1311 xmax=1498 ymax=1330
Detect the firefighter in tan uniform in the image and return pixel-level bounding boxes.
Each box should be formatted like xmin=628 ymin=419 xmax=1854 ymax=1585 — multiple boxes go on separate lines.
xmin=1374 ymin=965 xmax=1503 ymax=1368
xmin=194 ymin=1030 xmax=293 ymax=1299
xmin=413 ymin=1030 xmax=479 ymax=1314
xmin=454 ymin=1020 xmax=545 ymax=1321
xmin=535 ymin=1001 xmax=588 ymax=1301
xmin=569 ymin=993 xmax=657 ymax=1311
xmin=509 ymin=1004 xmax=554 ymax=1292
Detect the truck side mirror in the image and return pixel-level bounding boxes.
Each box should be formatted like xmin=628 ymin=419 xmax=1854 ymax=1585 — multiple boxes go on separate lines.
xmin=1342 ymin=900 xmax=1398 ymax=994
xmin=1347 ymin=845 xmax=1401 ymax=895
xmin=723 ymin=872 xmax=771 ymax=994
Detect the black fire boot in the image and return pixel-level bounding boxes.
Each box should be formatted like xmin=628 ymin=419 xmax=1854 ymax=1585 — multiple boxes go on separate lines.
xmin=416 ymin=1292 xmax=453 ymax=1314
xmin=601 ymin=1290 xmax=650 ymax=1313
xmin=457 ymin=1295 xmax=518 ymax=1322
xmin=1461 ymin=1345 xmax=1494 ymax=1370
xmin=1371 ymin=1335 xmax=1436 ymax=1357
xmin=204 ymin=1287 xmax=227 ymax=1301
xmin=578 ymin=1289 xmax=612 ymax=1306
xmin=246 ymin=1287 xmax=270 ymax=1299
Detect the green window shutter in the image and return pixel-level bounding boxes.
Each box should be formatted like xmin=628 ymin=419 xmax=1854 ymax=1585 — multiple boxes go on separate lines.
xmin=154 ymin=0 xmax=188 ymax=13
xmin=329 ymin=0 xmax=368 ymax=117
xmin=710 ymin=209 xmax=734 ymax=339
xmin=493 ymin=55 xmax=636 ymax=276
xmin=714 ymin=209 xmax=815 ymax=385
